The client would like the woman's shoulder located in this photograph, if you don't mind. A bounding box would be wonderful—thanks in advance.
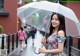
[58,30,65,37]
[57,30,66,43]
[58,30,64,33]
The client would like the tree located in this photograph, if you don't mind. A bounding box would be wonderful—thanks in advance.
[25,0,33,4]
[61,0,80,2]
[25,0,49,4]
[47,0,56,2]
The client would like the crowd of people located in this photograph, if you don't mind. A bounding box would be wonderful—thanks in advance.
[18,25,37,51]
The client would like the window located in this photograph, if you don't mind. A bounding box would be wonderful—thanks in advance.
[0,0,4,10]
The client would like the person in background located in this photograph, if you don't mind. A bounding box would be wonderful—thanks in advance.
[24,26,28,47]
[39,13,66,56]
[18,27,26,51]
[27,25,32,38]
[29,27,37,46]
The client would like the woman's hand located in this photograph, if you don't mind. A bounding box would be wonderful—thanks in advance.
[39,48,46,53]
[41,37,46,44]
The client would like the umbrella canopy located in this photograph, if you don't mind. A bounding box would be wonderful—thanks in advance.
[17,1,79,23]
[17,1,80,37]
[65,17,80,37]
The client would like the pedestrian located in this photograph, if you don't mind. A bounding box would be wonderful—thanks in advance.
[39,13,66,56]
[27,25,32,38]
[18,27,26,51]
[24,26,28,47]
[29,27,37,45]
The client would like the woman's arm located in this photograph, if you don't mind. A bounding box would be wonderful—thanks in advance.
[39,43,64,53]
[39,30,65,53]
[46,43,64,53]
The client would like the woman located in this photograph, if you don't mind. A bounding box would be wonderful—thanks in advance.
[39,13,66,56]
[18,27,26,51]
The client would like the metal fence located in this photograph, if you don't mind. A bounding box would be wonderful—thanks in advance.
[0,33,19,55]
[67,36,80,56]
[0,33,80,56]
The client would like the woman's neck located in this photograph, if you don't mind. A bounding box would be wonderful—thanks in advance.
[53,27,59,35]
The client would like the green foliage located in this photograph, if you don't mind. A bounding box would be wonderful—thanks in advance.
[47,0,56,2]
[25,0,33,4]
[24,0,57,4]
[24,0,80,4]
[47,0,80,2]
[61,0,80,2]
[0,25,3,34]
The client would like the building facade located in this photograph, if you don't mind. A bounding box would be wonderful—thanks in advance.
[0,1,80,35]
[64,2,80,45]
[0,0,24,34]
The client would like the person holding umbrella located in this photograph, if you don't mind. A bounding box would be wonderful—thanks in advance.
[39,13,66,56]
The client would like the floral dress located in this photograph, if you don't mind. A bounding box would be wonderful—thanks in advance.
[46,35,66,56]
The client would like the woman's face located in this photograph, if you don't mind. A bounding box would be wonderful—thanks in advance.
[51,14,60,28]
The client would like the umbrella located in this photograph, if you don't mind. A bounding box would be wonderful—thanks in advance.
[17,1,79,23]
[17,1,80,37]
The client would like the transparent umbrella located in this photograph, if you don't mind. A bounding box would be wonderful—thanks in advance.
[17,1,80,37]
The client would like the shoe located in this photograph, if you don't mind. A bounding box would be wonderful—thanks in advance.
[20,48,23,52]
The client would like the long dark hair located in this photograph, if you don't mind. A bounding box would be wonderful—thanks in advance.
[48,13,66,47]
[49,13,66,36]
[20,27,23,31]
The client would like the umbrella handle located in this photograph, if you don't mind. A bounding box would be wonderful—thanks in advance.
[33,44,44,54]
[33,46,40,54]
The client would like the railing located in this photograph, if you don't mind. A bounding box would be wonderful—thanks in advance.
[1,33,80,56]
[67,36,80,56]
[0,33,19,55]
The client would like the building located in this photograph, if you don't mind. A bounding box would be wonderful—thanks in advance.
[63,2,80,45]
[0,0,24,34]
[0,1,80,35]
[64,2,80,20]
